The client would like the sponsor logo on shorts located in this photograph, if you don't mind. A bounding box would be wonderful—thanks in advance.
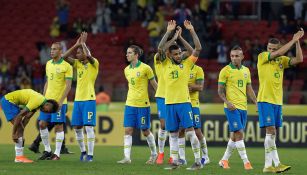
[233,122,238,128]
[267,116,271,123]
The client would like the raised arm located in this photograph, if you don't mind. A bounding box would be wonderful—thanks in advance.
[62,37,82,65]
[184,20,202,58]
[177,26,193,56]
[164,29,179,50]
[80,32,95,64]
[156,20,177,61]
[290,39,304,66]
[270,28,304,60]
[158,20,176,52]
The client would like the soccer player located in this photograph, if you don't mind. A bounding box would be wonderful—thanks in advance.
[161,20,202,170]
[218,46,256,170]
[182,64,210,165]
[165,26,210,166]
[117,45,158,164]
[155,21,193,164]
[154,35,168,164]
[62,32,99,162]
[38,42,73,160]
[0,89,59,163]
[257,29,304,173]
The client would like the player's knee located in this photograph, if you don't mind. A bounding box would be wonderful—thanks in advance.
[160,119,165,129]
[141,129,150,137]
[160,123,165,130]
[74,128,83,139]
[54,123,64,132]
[195,129,203,139]
[74,126,83,130]
[185,127,194,132]
[233,130,243,141]
[85,126,95,138]
[178,129,185,138]
[169,132,178,138]
[124,127,133,135]
[39,121,47,129]
[266,126,276,135]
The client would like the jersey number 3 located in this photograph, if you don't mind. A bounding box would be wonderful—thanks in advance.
[237,80,243,87]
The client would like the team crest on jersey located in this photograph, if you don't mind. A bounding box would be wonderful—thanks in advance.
[244,72,248,78]
[136,72,140,77]
[190,73,194,79]
[84,64,88,69]
[56,68,61,73]
[179,64,183,69]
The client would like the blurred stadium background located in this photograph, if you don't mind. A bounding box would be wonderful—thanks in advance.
[0,0,307,174]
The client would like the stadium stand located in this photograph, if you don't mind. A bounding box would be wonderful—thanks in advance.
[0,0,306,104]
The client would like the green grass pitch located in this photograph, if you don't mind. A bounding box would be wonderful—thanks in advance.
[0,145,306,175]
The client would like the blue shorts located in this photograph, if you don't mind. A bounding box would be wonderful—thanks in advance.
[124,105,151,130]
[192,107,201,129]
[38,104,67,123]
[224,108,247,132]
[156,97,166,119]
[165,103,193,132]
[258,102,282,128]
[71,100,96,126]
[1,97,20,121]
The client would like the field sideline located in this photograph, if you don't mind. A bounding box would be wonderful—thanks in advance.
[0,145,306,175]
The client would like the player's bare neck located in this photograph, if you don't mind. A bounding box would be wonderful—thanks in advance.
[53,56,61,62]
[81,59,88,65]
[131,59,138,68]
[235,64,241,69]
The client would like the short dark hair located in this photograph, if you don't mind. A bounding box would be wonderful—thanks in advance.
[268,38,280,45]
[46,99,59,113]
[168,44,180,53]
[231,45,242,51]
[128,45,143,58]
[52,42,63,50]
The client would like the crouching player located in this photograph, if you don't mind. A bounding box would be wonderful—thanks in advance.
[0,89,58,163]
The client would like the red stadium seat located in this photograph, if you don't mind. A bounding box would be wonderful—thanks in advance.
[283,80,290,91]
[290,79,304,91]
[288,91,303,104]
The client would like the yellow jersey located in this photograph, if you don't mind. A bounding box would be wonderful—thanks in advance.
[73,58,99,101]
[124,60,155,107]
[218,63,251,110]
[163,56,197,104]
[154,53,166,98]
[189,65,204,107]
[5,89,46,111]
[45,58,73,104]
[257,52,290,105]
